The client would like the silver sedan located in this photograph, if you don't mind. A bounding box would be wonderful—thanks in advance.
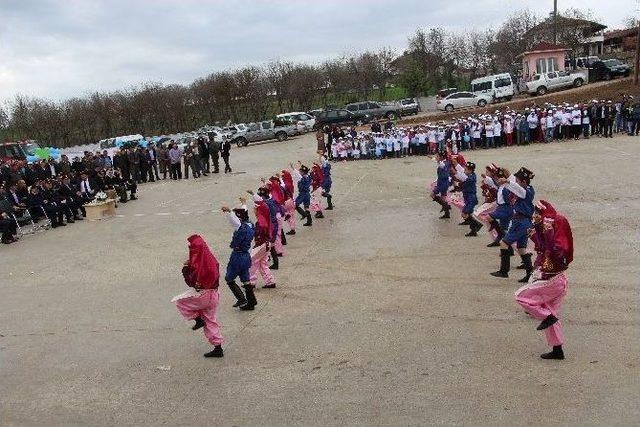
[436,92,492,112]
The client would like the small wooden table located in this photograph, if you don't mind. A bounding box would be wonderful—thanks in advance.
[83,199,117,221]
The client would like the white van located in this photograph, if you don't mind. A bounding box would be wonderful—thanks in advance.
[470,73,515,101]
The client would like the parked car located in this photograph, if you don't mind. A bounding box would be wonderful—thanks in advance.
[574,56,600,69]
[591,59,631,81]
[436,92,492,112]
[276,112,316,133]
[471,73,515,101]
[399,98,420,115]
[437,88,458,99]
[525,70,588,96]
[313,109,371,129]
[0,142,27,162]
[230,120,297,147]
[344,101,402,120]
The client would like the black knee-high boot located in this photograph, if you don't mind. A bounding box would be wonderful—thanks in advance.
[296,206,307,220]
[281,229,287,245]
[490,249,511,278]
[326,194,333,210]
[227,281,247,307]
[518,253,533,283]
[487,220,502,247]
[269,246,279,270]
[303,211,312,226]
[240,284,257,310]
[465,217,482,237]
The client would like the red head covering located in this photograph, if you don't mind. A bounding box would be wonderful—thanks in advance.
[311,164,324,190]
[268,176,285,205]
[281,169,294,198]
[187,234,220,289]
[255,201,272,236]
[536,200,574,265]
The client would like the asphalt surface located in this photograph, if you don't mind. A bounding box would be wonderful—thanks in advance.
[1,133,639,426]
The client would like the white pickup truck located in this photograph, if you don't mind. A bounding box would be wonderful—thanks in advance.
[525,70,589,96]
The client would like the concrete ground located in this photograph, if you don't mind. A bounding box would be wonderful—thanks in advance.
[1,133,639,426]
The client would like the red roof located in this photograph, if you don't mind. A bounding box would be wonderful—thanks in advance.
[605,27,639,40]
[529,42,569,52]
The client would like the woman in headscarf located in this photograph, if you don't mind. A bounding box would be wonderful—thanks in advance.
[267,174,288,253]
[280,169,297,235]
[249,199,277,289]
[514,200,573,360]
[173,235,224,358]
[309,163,325,219]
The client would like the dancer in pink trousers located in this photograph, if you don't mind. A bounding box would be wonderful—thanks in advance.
[515,200,573,360]
[249,198,277,289]
[173,234,224,358]
[280,169,297,235]
[266,175,288,256]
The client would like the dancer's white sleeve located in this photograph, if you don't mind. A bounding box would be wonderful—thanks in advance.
[454,164,467,181]
[505,179,526,199]
[225,212,241,230]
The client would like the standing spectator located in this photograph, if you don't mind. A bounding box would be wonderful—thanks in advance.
[527,110,539,143]
[208,136,220,174]
[128,147,141,183]
[148,143,160,181]
[221,139,232,173]
[168,143,183,180]
[198,136,210,173]
[157,144,169,180]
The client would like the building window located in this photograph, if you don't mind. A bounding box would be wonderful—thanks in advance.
[536,58,546,74]
[547,57,558,72]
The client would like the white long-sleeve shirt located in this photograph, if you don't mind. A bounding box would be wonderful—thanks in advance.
[454,164,468,181]
[225,211,242,230]
[505,175,526,199]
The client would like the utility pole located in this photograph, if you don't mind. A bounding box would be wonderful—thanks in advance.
[553,0,558,44]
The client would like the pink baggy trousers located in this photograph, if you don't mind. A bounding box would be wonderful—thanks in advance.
[515,271,567,346]
[310,188,323,213]
[175,289,223,346]
[284,199,296,231]
[274,214,284,256]
[250,243,275,286]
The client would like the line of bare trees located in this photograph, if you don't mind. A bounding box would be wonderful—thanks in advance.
[0,8,606,148]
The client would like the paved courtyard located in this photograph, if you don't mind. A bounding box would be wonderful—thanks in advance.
[1,133,639,426]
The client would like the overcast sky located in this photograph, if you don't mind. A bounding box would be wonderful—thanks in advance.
[0,0,636,104]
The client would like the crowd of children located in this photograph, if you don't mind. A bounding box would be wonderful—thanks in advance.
[326,95,639,161]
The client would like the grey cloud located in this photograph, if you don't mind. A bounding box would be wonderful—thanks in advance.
[0,0,633,103]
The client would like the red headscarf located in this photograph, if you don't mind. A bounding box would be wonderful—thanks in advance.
[268,176,285,205]
[187,235,220,289]
[255,202,271,234]
[311,164,324,190]
[537,200,574,265]
[281,169,294,198]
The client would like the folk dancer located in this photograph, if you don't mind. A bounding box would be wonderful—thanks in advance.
[249,198,277,289]
[431,150,451,219]
[452,159,483,237]
[491,167,535,282]
[515,200,573,360]
[267,174,289,248]
[221,203,257,310]
[291,162,313,227]
[320,156,333,210]
[486,167,513,247]
[281,169,297,235]
[310,163,325,219]
[173,235,224,358]
[473,164,499,235]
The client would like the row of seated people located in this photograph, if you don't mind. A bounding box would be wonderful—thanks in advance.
[0,168,137,244]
